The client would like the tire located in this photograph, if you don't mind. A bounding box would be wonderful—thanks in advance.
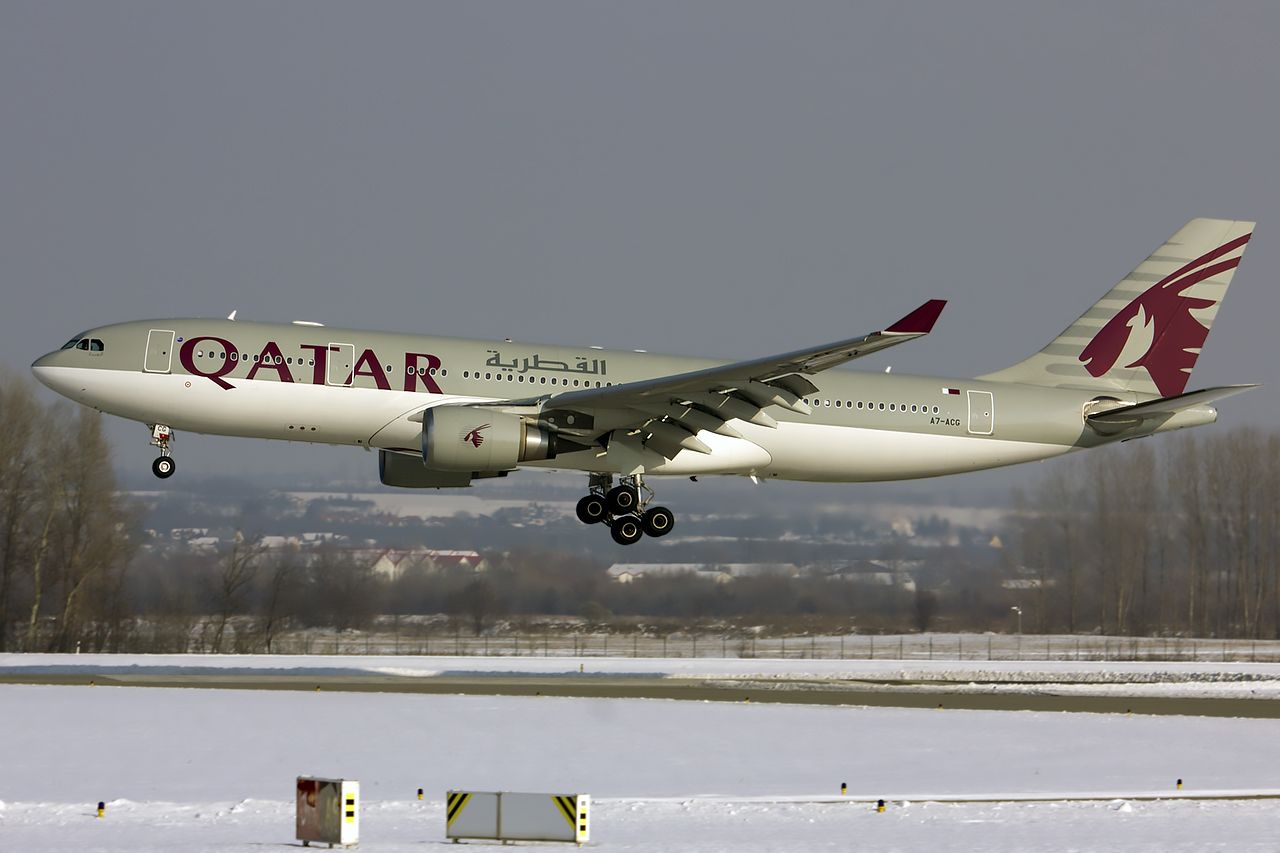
[642,506,675,537]
[575,494,607,525]
[605,485,639,515]
[152,456,176,479]
[610,514,644,545]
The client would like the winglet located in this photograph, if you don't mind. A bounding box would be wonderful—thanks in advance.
[884,299,946,335]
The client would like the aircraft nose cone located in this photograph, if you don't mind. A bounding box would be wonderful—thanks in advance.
[31,351,66,392]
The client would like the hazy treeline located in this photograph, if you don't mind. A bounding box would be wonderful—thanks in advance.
[1010,430,1280,639]
[0,379,136,652]
[121,546,925,652]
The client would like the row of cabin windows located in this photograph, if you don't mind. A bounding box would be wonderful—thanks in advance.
[191,349,454,377]
[803,398,941,415]
[460,370,607,388]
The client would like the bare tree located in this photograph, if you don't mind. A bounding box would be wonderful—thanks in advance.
[47,409,133,652]
[259,550,300,653]
[452,578,499,636]
[0,378,38,650]
[913,588,939,632]
[24,409,73,651]
[210,532,265,653]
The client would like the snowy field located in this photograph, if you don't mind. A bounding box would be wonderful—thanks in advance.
[4,667,1280,851]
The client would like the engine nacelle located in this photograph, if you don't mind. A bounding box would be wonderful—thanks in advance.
[422,407,558,472]
[380,450,474,488]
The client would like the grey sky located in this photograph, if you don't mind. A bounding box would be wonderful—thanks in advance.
[2,3,1277,486]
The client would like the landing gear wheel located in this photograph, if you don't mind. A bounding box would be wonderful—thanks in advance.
[152,456,176,479]
[605,485,639,515]
[642,506,675,537]
[576,494,607,525]
[610,514,644,545]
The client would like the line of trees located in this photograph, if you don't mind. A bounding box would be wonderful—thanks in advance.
[0,377,136,651]
[1009,430,1280,639]
[120,545,923,651]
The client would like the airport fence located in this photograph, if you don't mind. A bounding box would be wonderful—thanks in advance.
[261,629,1280,663]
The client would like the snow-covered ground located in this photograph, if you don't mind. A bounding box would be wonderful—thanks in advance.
[4,674,1280,851]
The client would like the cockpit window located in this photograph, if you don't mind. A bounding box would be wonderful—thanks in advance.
[65,337,105,352]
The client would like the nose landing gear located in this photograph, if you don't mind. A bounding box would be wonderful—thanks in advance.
[149,424,176,479]
[576,473,675,545]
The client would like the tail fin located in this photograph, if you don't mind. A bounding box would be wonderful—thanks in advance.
[981,218,1255,396]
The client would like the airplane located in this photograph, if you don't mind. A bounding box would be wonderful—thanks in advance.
[32,218,1256,545]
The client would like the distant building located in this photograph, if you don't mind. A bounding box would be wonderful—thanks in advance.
[187,536,220,553]
[890,517,916,537]
[1002,578,1053,590]
[607,563,705,584]
[606,563,799,584]
[366,548,487,580]
[827,560,916,592]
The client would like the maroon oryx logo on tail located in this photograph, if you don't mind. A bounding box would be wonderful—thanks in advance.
[463,424,491,448]
[1079,233,1250,397]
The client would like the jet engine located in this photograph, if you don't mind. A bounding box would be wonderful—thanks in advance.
[379,451,513,488]
[422,407,558,471]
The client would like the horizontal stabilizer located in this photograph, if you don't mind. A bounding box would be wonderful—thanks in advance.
[1086,384,1258,430]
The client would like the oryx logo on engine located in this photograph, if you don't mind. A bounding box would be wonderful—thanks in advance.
[463,424,491,448]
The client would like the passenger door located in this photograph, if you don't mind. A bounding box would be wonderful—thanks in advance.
[144,329,176,373]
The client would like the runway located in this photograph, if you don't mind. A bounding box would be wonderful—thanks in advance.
[4,668,1280,717]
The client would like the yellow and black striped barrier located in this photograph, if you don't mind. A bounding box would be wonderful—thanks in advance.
[445,790,590,844]
[446,791,473,830]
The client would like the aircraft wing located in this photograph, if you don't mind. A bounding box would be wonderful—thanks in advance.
[476,299,946,458]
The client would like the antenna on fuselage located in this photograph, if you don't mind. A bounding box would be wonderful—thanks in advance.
[227,310,238,321]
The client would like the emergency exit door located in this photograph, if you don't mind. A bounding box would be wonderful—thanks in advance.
[327,343,355,386]
[967,390,994,435]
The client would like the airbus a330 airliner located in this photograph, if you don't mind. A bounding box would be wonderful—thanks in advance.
[33,218,1256,544]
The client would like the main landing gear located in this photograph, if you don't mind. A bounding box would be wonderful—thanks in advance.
[149,424,176,479]
[575,473,675,546]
